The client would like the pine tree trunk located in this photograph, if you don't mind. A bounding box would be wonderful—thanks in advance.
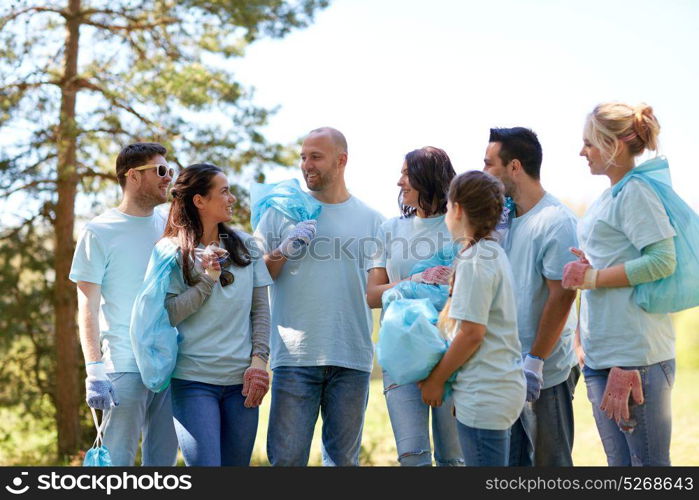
[54,0,82,459]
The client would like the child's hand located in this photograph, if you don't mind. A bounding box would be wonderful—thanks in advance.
[418,377,444,407]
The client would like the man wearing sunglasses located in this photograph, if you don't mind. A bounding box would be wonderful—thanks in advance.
[70,142,178,466]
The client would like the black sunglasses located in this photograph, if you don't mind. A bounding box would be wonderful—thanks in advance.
[218,255,235,287]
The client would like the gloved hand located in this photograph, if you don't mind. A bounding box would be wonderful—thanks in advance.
[523,354,544,402]
[562,248,597,290]
[201,252,222,281]
[85,361,119,410]
[410,265,452,285]
[600,367,644,424]
[242,356,269,408]
[278,220,317,258]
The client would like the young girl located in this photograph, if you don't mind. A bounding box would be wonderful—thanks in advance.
[162,163,273,466]
[419,170,526,466]
[366,146,463,467]
[564,103,676,466]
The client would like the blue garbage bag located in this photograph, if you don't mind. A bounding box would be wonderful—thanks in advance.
[383,280,450,311]
[409,241,461,274]
[376,298,455,397]
[250,178,323,230]
[83,408,112,466]
[130,238,180,392]
[611,157,699,313]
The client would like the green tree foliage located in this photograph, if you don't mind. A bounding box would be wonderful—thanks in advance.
[0,0,328,460]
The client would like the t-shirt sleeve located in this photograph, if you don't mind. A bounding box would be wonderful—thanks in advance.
[541,215,579,280]
[250,236,273,287]
[69,229,106,284]
[366,223,387,271]
[618,180,676,251]
[448,258,496,326]
[253,209,291,254]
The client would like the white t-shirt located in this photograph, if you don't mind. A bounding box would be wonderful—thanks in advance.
[69,207,166,372]
[254,195,385,372]
[578,179,676,369]
[448,239,526,431]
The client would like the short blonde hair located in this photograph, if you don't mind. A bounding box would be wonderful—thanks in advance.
[584,102,661,164]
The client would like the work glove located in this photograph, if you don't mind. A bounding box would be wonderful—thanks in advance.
[410,265,452,285]
[600,367,644,424]
[85,361,119,410]
[242,356,269,408]
[523,354,544,402]
[278,220,317,258]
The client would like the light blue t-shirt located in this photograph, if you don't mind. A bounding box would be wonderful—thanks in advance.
[167,232,273,386]
[578,178,676,369]
[370,214,452,283]
[503,193,578,388]
[69,207,166,372]
[254,195,385,372]
[448,239,526,431]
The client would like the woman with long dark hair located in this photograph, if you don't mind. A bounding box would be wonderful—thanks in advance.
[162,163,272,466]
[366,147,463,466]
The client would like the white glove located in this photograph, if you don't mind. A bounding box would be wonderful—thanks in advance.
[278,220,317,258]
[523,354,544,403]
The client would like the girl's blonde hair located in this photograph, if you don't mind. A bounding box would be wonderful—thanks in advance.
[437,171,504,334]
[584,102,661,166]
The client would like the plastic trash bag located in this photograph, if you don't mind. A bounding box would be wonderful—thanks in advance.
[612,157,699,313]
[83,408,112,466]
[130,238,180,392]
[377,298,455,397]
[383,280,450,311]
[250,178,323,230]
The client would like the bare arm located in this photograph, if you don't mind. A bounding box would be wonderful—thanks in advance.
[263,249,288,280]
[595,264,631,288]
[420,320,486,407]
[529,279,577,359]
[366,268,392,308]
[77,281,103,364]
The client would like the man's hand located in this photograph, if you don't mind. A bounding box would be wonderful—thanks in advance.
[278,220,317,258]
[85,362,119,410]
[523,354,544,402]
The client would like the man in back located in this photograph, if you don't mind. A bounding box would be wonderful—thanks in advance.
[484,127,580,466]
[255,127,384,466]
[70,143,178,465]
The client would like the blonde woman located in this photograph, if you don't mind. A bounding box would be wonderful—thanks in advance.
[564,103,676,466]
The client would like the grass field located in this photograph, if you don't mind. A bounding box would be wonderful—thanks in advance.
[1,308,698,466]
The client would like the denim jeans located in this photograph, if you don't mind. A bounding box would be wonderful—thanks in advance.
[383,370,463,466]
[267,365,370,466]
[509,365,580,466]
[584,359,674,466]
[101,372,178,466]
[456,420,511,466]
[170,379,259,466]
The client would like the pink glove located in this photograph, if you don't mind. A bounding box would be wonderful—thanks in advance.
[562,248,597,289]
[242,366,269,408]
[600,367,644,424]
[411,265,452,285]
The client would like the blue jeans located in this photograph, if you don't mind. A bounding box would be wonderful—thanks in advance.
[102,372,178,466]
[383,371,463,466]
[456,421,511,466]
[267,365,370,466]
[509,365,580,466]
[171,379,259,466]
[584,359,674,466]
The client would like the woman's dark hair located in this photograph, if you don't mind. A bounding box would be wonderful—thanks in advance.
[447,170,504,243]
[399,146,456,218]
[163,163,250,286]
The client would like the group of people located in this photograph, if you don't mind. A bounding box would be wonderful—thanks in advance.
[70,101,678,467]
